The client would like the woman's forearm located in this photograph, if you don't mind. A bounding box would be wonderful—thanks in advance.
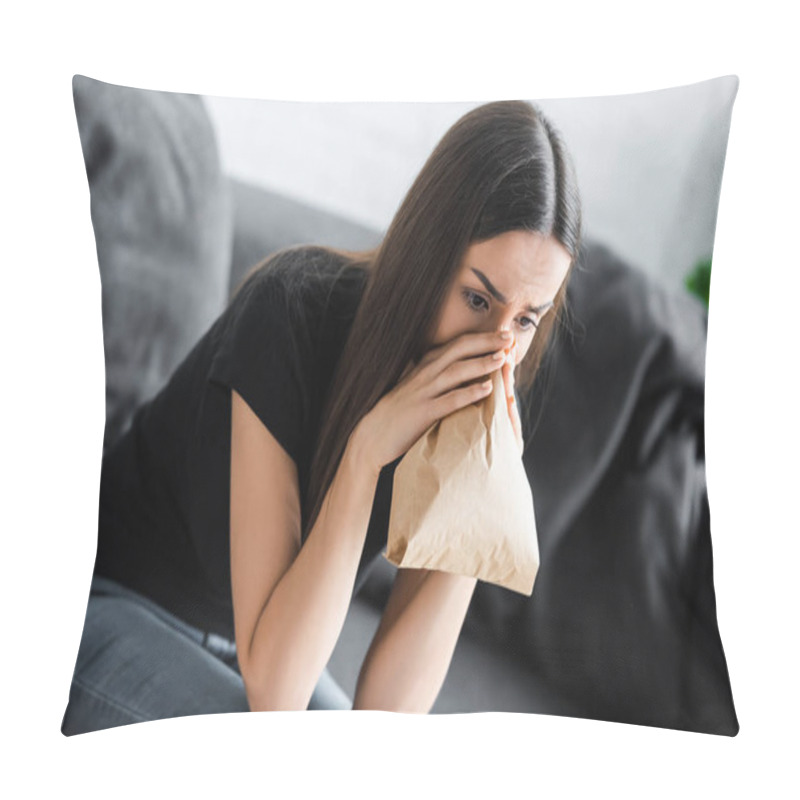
[243,429,380,712]
[352,569,478,713]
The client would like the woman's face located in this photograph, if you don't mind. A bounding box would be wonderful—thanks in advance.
[426,230,573,366]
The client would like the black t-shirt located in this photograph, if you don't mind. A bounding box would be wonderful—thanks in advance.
[95,245,396,642]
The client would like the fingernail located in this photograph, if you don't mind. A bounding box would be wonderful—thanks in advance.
[500,331,512,340]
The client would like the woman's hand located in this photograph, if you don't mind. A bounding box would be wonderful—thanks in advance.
[501,338,525,457]
[355,330,514,474]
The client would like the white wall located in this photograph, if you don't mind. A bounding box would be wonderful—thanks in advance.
[203,76,736,293]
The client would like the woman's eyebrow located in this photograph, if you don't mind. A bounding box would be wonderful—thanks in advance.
[470,268,554,314]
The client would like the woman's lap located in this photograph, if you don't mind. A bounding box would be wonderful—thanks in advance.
[61,582,352,736]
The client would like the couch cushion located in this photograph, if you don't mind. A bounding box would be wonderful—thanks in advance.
[73,75,232,452]
[227,178,383,298]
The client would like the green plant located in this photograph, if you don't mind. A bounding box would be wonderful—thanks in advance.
[685,256,711,308]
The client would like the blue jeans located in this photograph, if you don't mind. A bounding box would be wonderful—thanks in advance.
[61,575,353,735]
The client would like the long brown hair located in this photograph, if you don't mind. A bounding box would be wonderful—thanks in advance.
[292,100,583,542]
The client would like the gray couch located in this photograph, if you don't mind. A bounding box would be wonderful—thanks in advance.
[73,75,738,733]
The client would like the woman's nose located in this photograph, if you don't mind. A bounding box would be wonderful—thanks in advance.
[500,330,516,352]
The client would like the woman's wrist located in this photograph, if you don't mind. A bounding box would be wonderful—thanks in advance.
[346,419,382,482]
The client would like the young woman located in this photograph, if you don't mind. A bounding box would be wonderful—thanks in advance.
[61,99,582,734]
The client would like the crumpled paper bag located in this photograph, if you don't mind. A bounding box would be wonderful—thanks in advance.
[384,368,539,596]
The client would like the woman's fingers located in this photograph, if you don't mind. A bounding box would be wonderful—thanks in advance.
[418,332,512,399]
[502,344,524,457]
[362,334,520,472]
[420,330,512,375]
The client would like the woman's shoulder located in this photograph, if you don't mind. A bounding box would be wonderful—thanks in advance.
[237,246,370,334]
[224,244,368,351]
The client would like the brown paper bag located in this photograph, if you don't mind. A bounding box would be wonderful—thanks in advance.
[385,368,539,596]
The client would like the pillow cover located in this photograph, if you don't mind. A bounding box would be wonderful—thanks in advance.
[62,74,739,737]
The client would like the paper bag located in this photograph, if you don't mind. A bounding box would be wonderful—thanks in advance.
[384,368,539,596]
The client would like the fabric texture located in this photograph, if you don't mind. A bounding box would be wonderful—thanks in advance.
[61,576,352,735]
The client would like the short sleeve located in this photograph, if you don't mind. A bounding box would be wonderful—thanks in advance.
[208,271,309,468]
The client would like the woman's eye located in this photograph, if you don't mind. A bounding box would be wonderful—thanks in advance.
[462,289,537,330]
[462,289,487,312]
